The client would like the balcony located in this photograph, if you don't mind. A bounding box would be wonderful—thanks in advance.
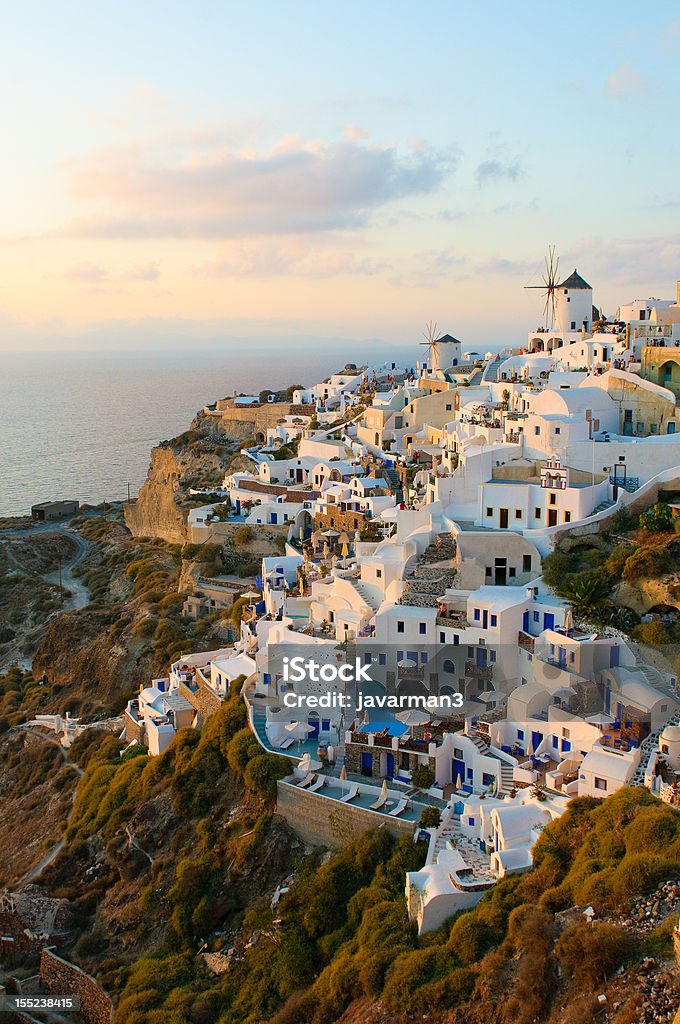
[436,612,470,629]
[465,661,493,681]
[609,474,639,493]
[518,631,535,653]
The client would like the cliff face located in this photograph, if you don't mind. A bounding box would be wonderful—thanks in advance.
[124,447,188,544]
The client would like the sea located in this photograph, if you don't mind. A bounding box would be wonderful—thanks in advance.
[0,342,418,517]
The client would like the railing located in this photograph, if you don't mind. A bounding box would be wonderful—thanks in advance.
[609,475,639,492]
[465,661,493,681]
[436,614,469,628]
[518,631,535,653]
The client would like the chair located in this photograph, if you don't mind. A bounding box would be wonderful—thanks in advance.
[308,776,326,792]
[279,736,296,750]
[340,783,359,803]
[298,773,315,788]
[370,794,387,810]
[389,799,408,817]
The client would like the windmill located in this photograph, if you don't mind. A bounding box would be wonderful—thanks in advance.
[525,246,560,330]
[420,320,439,372]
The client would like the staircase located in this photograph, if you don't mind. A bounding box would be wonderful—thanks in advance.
[348,578,381,613]
[399,534,457,607]
[483,355,504,383]
[468,730,514,795]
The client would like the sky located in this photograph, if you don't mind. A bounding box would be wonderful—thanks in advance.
[1,0,679,352]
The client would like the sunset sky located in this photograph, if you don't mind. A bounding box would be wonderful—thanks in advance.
[1,0,679,351]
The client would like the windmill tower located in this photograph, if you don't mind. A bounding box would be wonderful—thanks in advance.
[420,321,462,373]
[524,246,560,330]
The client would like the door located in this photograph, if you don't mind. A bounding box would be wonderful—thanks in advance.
[495,558,507,586]
[296,467,303,482]
[361,752,373,775]
[523,611,530,632]
[271,512,278,524]
[669,423,676,435]
[499,508,509,529]
[548,509,558,527]
[531,730,543,754]
[452,758,466,787]
[482,609,488,629]
[309,714,320,738]
[386,753,395,777]
[543,613,555,631]
[476,647,488,667]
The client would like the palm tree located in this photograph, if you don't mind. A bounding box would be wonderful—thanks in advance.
[563,573,611,618]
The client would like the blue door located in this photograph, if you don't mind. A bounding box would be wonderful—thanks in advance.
[361,752,373,774]
[523,611,529,632]
[543,613,555,631]
[386,753,395,777]
[452,758,466,786]
[610,646,620,668]
[669,423,676,435]
[271,512,278,524]
[309,716,319,738]
[532,730,543,753]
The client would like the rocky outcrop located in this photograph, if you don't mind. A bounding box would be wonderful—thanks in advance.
[615,575,680,615]
[124,447,188,544]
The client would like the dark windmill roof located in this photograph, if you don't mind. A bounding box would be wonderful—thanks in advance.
[558,269,592,291]
[435,334,462,344]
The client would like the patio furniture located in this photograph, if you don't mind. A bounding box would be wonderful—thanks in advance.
[298,773,316,788]
[370,794,387,810]
[308,776,326,792]
[279,736,296,750]
[389,799,408,817]
[339,783,359,803]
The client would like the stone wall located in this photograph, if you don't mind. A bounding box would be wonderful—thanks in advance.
[207,402,296,441]
[122,711,144,745]
[344,740,435,779]
[276,781,415,849]
[179,678,222,724]
[40,949,113,1024]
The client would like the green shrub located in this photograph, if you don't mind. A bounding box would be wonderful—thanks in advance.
[243,753,289,801]
[623,544,672,582]
[556,921,638,988]
[411,765,434,789]
[419,806,441,828]
[639,502,674,534]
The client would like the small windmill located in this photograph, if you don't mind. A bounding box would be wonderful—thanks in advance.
[525,246,560,330]
[420,320,439,371]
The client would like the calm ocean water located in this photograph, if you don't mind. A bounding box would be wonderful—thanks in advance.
[0,343,414,517]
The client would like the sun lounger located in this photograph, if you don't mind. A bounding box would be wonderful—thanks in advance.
[298,773,315,788]
[370,794,387,810]
[389,798,408,817]
[279,736,296,750]
[340,783,359,803]
[308,775,326,792]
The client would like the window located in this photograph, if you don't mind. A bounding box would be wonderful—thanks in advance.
[486,506,493,517]
[397,621,405,633]
[482,773,494,787]
[523,554,532,572]
[364,653,372,664]
[439,631,445,644]
[485,566,492,577]
[509,566,516,577]
[444,660,455,674]
[549,493,556,505]
[554,427,561,435]
[552,735,559,748]
[467,647,474,658]
[468,816,475,826]
[453,747,463,759]
[661,704,668,712]
[419,622,427,635]
[379,654,386,665]
[594,777,608,791]
[490,650,496,662]
[322,719,330,731]
[533,610,540,622]
[453,634,460,646]
[571,320,576,330]
[651,423,658,434]
[446,403,452,411]
[562,728,570,739]
[421,652,428,663]
[490,614,497,627]
[376,568,382,579]
[515,509,522,519]
[534,425,541,436]
[535,507,541,519]
[474,609,480,621]
[517,729,524,740]
[564,511,571,523]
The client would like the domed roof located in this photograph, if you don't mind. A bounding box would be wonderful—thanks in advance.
[661,724,680,742]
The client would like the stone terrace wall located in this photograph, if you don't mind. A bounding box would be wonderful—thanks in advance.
[179,678,222,724]
[40,949,113,1024]
[276,781,415,849]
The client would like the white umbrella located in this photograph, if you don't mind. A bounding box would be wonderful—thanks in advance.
[380,778,388,802]
[586,712,614,727]
[340,763,347,796]
[298,752,322,771]
[285,721,315,733]
[241,590,261,601]
[564,607,574,632]
[477,690,504,704]
[397,709,430,726]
